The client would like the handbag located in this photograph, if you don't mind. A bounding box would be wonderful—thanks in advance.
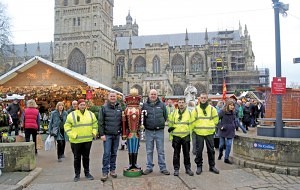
[50,127,58,137]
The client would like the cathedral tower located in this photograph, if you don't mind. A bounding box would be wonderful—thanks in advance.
[53,0,114,85]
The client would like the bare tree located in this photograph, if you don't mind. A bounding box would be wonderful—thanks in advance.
[0,2,12,71]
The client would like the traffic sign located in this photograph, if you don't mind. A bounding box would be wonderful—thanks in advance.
[271,77,286,95]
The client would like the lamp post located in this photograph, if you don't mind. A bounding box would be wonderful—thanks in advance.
[272,0,288,137]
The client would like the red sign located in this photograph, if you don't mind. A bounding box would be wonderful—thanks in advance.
[271,77,286,95]
[86,90,93,100]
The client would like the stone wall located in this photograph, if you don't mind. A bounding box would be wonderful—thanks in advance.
[233,134,300,176]
[0,142,36,172]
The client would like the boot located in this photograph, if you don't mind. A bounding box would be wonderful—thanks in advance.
[196,166,202,175]
[185,165,194,176]
[128,153,133,169]
[132,153,141,169]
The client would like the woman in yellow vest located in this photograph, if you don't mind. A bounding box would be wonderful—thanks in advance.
[64,99,98,182]
[168,98,194,176]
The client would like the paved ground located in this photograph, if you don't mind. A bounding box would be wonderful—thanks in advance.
[1,127,300,190]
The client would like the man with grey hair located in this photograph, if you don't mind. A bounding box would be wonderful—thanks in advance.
[142,89,170,175]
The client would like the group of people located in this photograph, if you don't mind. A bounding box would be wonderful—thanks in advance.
[9,89,255,182]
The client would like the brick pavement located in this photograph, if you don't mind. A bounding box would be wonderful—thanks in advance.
[1,127,300,190]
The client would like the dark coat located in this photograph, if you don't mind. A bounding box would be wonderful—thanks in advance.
[142,98,167,130]
[218,110,236,138]
[48,110,68,141]
[98,102,122,136]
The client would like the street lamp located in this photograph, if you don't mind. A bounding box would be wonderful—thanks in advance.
[272,0,288,137]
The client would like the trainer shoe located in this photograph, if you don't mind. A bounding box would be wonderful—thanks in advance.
[100,174,108,182]
[142,169,153,175]
[85,173,94,180]
[110,170,117,178]
[160,169,170,175]
[73,174,80,182]
[174,170,179,176]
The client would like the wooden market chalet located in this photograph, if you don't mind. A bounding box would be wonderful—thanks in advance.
[0,56,122,109]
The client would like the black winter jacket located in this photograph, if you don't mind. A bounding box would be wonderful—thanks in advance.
[142,98,167,130]
[98,102,122,136]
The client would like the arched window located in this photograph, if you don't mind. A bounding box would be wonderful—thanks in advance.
[194,83,207,96]
[64,0,68,6]
[67,48,86,75]
[134,56,146,73]
[115,56,124,78]
[173,84,184,95]
[152,55,160,74]
[132,84,143,96]
[190,53,204,72]
[172,54,184,73]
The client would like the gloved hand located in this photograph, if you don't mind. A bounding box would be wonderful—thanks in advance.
[168,127,175,133]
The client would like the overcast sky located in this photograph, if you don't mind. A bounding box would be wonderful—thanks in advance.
[2,0,300,85]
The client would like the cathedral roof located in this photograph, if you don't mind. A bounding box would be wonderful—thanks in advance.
[116,30,240,50]
[8,42,51,57]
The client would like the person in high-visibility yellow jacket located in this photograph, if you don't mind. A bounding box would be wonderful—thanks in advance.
[64,99,98,182]
[191,93,220,175]
[168,98,194,176]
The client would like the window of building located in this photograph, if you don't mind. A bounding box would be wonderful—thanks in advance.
[73,18,76,26]
[152,55,160,74]
[64,0,68,6]
[132,84,143,96]
[77,17,80,26]
[173,84,184,95]
[172,54,184,73]
[134,56,146,73]
[116,57,124,78]
[190,53,204,72]
[74,0,79,5]
[194,83,207,96]
[86,0,91,3]
[67,48,86,74]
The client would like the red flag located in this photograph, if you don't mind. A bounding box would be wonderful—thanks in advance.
[222,80,227,101]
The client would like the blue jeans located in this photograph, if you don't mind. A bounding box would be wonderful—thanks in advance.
[102,134,120,174]
[236,119,247,133]
[145,129,167,171]
[219,137,233,160]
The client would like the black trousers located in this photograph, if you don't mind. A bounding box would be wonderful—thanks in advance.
[24,128,37,153]
[70,141,92,176]
[9,118,19,135]
[57,140,66,159]
[194,134,215,167]
[172,135,191,170]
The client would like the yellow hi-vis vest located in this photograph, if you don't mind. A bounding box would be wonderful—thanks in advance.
[191,105,219,136]
[64,109,98,143]
[168,109,192,140]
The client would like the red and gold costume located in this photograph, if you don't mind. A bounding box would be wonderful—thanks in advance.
[122,89,142,170]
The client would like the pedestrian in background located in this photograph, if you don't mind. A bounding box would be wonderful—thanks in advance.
[98,92,123,182]
[168,98,194,176]
[217,100,236,164]
[64,99,98,182]
[191,93,220,175]
[67,100,78,114]
[23,99,40,154]
[6,98,21,136]
[48,102,68,162]
[142,89,170,175]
